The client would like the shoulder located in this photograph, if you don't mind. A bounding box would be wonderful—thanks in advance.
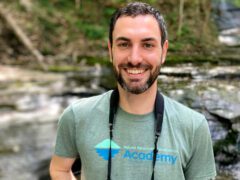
[71,91,111,111]
[75,90,112,104]
[60,91,112,123]
[163,94,206,130]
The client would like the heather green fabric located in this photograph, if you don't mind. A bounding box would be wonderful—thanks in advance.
[54,91,216,180]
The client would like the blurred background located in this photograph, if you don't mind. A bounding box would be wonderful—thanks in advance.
[0,0,239,179]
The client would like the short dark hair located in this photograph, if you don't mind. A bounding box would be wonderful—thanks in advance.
[109,2,168,47]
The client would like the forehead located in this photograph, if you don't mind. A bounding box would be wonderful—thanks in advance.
[113,15,161,41]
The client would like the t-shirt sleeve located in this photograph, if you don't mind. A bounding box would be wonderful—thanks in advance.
[184,118,216,180]
[54,105,78,158]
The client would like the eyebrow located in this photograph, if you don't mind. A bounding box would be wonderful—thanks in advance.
[115,37,157,42]
[115,37,130,42]
[141,38,157,42]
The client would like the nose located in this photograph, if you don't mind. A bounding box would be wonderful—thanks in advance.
[127,45,143,65]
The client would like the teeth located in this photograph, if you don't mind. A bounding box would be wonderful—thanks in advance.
[127,69,144,74]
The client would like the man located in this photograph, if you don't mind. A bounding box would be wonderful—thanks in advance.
[50,2,216,180]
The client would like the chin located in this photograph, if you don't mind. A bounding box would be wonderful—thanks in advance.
[123,84,150,94]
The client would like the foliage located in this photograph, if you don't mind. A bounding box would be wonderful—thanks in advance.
[0,0,222,64]
[233,0,240,6]
[75,21,106,40]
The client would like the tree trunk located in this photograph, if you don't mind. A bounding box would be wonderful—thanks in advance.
[177,0,185,37]
[75,0,81,9]
[0,3,47,70]
[202,0,211,41]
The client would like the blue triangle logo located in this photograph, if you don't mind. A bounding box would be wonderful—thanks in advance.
[95,139,121,160]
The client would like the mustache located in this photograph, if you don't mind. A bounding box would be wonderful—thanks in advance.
[118,62,152,69]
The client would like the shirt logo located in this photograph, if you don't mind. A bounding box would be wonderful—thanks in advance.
[123,150,177,165]
[95,139,178,165]
[95,139,121,160]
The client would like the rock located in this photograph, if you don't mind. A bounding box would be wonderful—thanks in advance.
[217,161,240,180]
[208,66,240,79]
[214,130,239,164]
[232,123,240,133]
[0,65,64,83]
[208,120,228,142]
[161,65,240,80]
[202,89,240,125]
[0,96,63,126]
[34,158,51,180]
[0,63,240,179]
[161,65,197,78]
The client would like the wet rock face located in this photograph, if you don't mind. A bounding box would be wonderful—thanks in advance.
[0,64,240,179]
[202,90,240,130]
[159,64,240,179]
[0,122,57,180]
[0,65,67,179]
[202,90,240,179]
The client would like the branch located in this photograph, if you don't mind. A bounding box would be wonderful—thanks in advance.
[0,3,47,70]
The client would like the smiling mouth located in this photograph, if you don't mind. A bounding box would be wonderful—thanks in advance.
[119,63,151,75]
[126,68,145,74]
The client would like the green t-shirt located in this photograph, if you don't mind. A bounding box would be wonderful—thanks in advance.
[54,91,216,180]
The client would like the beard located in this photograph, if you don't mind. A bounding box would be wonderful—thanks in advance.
[113,62,161,94]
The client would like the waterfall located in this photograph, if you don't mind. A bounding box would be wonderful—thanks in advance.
[212,0,240,45]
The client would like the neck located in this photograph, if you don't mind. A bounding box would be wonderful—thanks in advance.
[118,83,157,115]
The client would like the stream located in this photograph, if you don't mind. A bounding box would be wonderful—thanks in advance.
[0,63,239,180]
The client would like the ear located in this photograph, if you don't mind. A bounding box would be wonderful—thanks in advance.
[108,40,113,62]
[160,40,168,65]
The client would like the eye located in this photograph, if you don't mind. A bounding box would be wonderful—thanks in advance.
[143,43,154,49]
[117,42,129,48]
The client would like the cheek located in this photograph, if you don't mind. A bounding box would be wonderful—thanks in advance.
[112,51,127,64]
[144,53,162,64]
[112,55,121,71]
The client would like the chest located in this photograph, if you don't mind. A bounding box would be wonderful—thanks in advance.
[75,114,187,180]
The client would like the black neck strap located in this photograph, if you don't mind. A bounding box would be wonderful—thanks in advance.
[107,89,164,180]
